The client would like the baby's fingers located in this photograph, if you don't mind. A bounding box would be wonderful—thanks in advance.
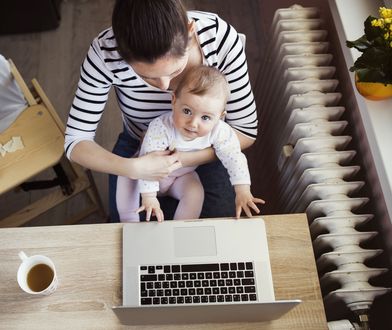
[253,198,265,205]
[248,201,260,214]
[136,206,146,214]
[145,207,153,221]
[243,204,253,218]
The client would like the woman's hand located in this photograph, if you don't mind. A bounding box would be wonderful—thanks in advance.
[131,150,182,181]
[234,185,265,219]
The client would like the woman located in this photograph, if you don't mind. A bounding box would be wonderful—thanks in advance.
[64,0,258,221]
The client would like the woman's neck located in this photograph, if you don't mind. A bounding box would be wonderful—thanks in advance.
[169,33,203,90]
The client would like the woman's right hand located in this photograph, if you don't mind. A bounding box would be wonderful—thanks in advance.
[132,150,182,181]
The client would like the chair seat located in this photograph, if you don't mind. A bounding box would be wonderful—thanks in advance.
[0,104,64,195]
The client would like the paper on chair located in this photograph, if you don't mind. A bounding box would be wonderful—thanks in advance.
[0,136,24,157]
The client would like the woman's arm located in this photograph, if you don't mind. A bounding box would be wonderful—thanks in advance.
[178,130,255,167]
[70,140,181,181]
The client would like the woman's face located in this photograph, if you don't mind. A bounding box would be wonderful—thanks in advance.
[131,53,189,90]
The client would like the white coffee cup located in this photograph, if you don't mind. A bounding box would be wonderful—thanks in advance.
[17,251,58,295]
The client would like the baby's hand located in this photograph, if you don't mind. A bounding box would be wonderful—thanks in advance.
[234,185,265,219]
[136,194,164,222]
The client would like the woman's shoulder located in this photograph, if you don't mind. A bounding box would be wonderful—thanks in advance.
[188,10,228,32]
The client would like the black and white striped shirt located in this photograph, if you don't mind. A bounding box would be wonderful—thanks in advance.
[65,11,257,158]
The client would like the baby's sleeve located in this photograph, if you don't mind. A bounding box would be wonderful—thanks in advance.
[213,123,251,186]
[138,117,171,193]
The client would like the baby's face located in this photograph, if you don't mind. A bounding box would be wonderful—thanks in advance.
[172,90,225,141]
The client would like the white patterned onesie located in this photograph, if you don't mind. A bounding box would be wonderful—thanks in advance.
[116,112,250,221]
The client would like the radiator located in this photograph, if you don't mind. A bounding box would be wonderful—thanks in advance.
[257,4,391,329]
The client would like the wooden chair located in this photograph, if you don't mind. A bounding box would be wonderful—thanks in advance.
[0,59,107,227]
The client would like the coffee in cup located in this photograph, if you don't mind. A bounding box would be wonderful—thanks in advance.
[17,251,58,295]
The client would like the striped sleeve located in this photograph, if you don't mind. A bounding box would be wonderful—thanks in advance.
[212,15,258,139]
[64,35,113,158]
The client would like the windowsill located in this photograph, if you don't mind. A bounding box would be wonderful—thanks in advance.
[329,0,392,221]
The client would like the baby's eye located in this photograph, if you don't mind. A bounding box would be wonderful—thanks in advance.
[201,115,211,121]
[183,108,192,115]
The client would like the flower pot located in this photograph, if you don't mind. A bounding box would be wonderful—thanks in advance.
[355,75,392,101]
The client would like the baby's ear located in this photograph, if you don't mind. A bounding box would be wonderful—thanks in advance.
[171,93,176,105]
[220,110,227,119]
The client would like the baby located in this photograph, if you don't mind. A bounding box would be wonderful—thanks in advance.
[116,65,264,221]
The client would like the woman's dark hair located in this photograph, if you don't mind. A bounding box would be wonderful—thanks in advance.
[112,0,189,63]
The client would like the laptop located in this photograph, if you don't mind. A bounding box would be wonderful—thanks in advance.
[113,217,301,325]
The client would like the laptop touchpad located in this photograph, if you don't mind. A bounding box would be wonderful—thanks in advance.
[174,226,217,257]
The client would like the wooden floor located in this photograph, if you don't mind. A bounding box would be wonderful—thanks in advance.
[0,0,269,226]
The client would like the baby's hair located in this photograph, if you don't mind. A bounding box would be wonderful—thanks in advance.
[112,0,189,63]
[174,66,230,103]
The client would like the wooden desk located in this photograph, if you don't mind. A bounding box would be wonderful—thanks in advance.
[0,214,328,329]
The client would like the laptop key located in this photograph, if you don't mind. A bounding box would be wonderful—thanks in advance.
[233,294,240,301]
[245,262,253,270]
[141,274,157,281]
[169,297,176,304]
[242,278,255,285]
[249,294,257,301]
[153,298,160,304]
[245,286,256,293]
[141,298,152,305]
[220,263,229,271]
[172,265,181,272]
[209,296,216,303]
[182,263,219,272]
[161,297,168,304]
[148,266,155,273]
[177,297,184,304]
[201,296,209,303]
[217,295,224,302]
[193,296,200,303]
[185,297,192,304]
[241,294,249,301]
[245,271,254,278]
[225,295,232,302]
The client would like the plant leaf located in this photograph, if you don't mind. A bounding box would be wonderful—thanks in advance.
[346,35,372,52]
[364,15,382,41]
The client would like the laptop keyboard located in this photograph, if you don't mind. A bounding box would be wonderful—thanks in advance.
[139,262,257,305]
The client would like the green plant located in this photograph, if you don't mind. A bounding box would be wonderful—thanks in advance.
[346,7,392,84]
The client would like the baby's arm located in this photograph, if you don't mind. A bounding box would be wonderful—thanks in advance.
[234,185,265,219]
[213,123,265,218]
[136,192,164,222]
